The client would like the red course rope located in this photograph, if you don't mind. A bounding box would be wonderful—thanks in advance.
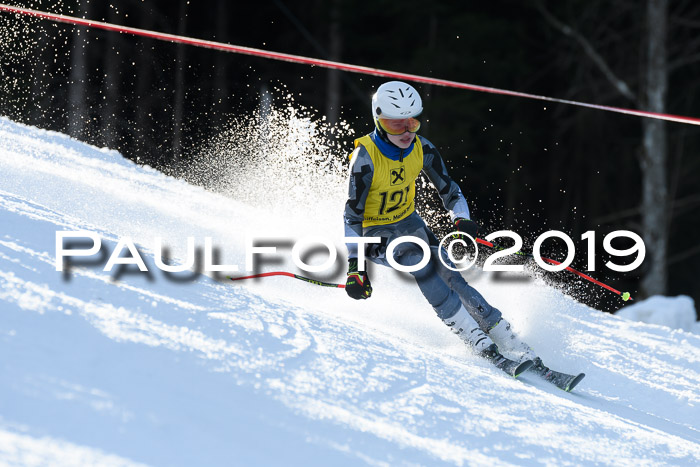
[2,3,700,126]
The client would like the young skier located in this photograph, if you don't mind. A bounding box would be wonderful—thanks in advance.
[343,81,583,388]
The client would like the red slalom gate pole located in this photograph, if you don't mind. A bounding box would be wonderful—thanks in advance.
[2,3,700,127]
[474,237,632,301]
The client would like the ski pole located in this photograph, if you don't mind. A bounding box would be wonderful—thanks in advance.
[474,237,633,301]
[227,240,633,300]
[228,272,345,288]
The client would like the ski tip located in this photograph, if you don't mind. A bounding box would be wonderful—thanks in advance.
[565,373,586,392]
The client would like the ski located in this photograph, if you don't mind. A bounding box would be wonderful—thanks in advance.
[541,370,586,392]
[529,359,585,392]
[491,355,534,378]
[480,343,534,378]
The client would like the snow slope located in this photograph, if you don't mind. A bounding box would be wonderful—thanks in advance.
[1,116,699,466]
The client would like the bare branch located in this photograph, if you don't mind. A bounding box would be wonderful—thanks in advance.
[670,16,700,29]
[669,242,700,265]
[668,52,700,71]
[535,1,637,103]
[592,193,700,226]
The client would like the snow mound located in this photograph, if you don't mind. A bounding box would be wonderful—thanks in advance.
[616,295,699,333]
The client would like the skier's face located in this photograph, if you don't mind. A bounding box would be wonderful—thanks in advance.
[387,131,416,149]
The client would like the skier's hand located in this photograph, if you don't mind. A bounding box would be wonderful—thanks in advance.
[345,258,372,300]
[454,218,480,238]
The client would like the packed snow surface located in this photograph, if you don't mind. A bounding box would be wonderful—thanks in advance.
[1,117,699,466]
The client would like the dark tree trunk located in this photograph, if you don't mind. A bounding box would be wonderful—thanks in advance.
[172,0,188,164]
[68,1,92,139]
[214,1,228,112]
[640,0,669,296]
[136,10,154,155]
[325,0,342,126]
[30,29,49,125]
[102,5,120,149]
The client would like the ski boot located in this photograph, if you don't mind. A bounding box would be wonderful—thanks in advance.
[443,305,533,378]
[488,318,537,362]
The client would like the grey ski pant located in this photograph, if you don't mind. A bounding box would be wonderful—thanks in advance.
[363,212,502,328]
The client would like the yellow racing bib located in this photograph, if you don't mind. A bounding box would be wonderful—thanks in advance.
[351,135,424,227]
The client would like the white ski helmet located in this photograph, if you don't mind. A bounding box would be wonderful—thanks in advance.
[371,81,423,120]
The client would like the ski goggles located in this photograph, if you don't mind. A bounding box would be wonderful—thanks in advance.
[376,116,421,135]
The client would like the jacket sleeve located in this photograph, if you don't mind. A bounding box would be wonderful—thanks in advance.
[343,145,374,258]
[420,137,471,221]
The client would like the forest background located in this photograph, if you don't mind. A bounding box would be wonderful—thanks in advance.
[1,0,699,315]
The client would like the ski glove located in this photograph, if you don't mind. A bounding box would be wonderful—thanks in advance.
[345,258,372,300]
[454,217,480,238]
